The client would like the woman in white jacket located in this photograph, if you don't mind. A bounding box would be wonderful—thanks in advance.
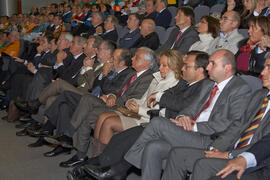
[94,50,184,145]
[189,15,220,53]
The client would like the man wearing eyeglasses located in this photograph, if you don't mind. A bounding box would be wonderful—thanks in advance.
[208,11,244,55]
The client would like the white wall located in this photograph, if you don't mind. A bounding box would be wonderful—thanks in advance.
[21,0,66,14]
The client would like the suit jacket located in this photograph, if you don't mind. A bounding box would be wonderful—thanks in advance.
[59,53,86,86]
[101,29,118,43]
[179,76,252,136]
[211,89,270,156]
[143,11,158,20]
[156,26,199,55]
[118,28,141,48]
[62,11,73,23]
[160,78,211,119]
[113,69,154,107]
[208,29,244,55]
[155,8,172,29]
[260,7,270,19]
[132,32,160,50]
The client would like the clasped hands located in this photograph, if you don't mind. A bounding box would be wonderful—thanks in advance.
[126,99,139,113]
[170,115,195,131]
[100,94,116,107]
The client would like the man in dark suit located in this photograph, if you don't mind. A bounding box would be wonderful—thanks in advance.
[66,51,211,180]
[59,47,155,168]
[210,132,270,180]
[62,4,72,23]
[156,7,199,55]
[118,13,141,48]
[125,49,252,180]
[100,15,118,43]
[154,0,172,29]
[131,19,160,50]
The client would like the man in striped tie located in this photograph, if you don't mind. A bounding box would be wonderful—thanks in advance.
[161,53,270,180]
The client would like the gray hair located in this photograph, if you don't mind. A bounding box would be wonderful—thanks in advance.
[138,47,158,71]
[93,12,104,21]
[61,32,73,42]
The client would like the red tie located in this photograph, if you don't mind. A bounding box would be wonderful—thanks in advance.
[193,85,219,121]
[118,74,137,97]
[175,31,182,42]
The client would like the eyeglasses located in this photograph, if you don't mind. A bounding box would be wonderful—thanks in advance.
[221,16,235,22]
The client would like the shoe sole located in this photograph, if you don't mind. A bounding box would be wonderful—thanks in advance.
[44,137,73,148]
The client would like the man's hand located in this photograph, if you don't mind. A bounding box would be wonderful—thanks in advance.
[27,62,36,73]
[56,51,67,65]
[106,94,116,107]
[102,61,113,76]
[14,57,24,63]
[83,57,95,67]
[216,156,247,179]
[100,95,108,103]
[95,26,103,35]
[170,116,195,131]
[205,149,229,159]
[147,92,158,107]
[37,45,44,54]
[126,100,139,113]
[259,35,270,51]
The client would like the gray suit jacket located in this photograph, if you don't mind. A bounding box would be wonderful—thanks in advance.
[211,88,270,156]
[179,76,252,136]
[156,26,199,55]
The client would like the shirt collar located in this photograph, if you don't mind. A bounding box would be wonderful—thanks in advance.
[159,8,166,13]
[74,53,83,59]
[215,75,234,92]
[180,26,190,33]
[137,69,147,77]
[117,67,127,74]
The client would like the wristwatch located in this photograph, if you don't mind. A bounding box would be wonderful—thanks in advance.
[228,152,234,159]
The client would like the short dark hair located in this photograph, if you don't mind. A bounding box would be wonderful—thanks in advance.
[178,7,195,25]
[101,40,116,56]
[92,4,101,11]
[129,13,141,22]
[201,15,220,38]
[44,32,55,43]
[187,51,209,76]
[118,48,132,66]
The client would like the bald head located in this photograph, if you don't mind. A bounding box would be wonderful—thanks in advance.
[207,49,236,83]
[140,19,156,37]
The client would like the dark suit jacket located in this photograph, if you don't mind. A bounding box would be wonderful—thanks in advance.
[211,88,270,156]
[143,11,158,20]
[62,11,73,23]
[156,26,199,55]
[155,8,172,29]
[179,76,252,136]
[58,53,86,86]
[260,7,270,19]
[112,69,154,107]
[118,28,141,48]
[132,32,160,50]
[101,29,118,43]
[160,78,211,119]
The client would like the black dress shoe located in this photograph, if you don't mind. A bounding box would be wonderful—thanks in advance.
[15,120,34,129]
[15,99,40,114]
[16,128,28,136]
[59,155,88,168]
[28,137,49,147]
[83,164,126,180]
[44,145,71,157]
[19,115,32,122]
[27,128,51,137]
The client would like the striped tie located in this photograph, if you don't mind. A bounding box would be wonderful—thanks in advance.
[236,96,270,149]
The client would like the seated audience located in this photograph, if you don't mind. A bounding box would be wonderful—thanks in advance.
[100,15,118,43]
[154,0,172,29]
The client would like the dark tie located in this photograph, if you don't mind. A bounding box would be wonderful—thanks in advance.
[236,95,270,148]
[118,74,137,97]
[175,31,182,42]
[193,85,219,121]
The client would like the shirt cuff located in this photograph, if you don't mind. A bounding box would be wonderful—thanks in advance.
[159,108,166,117]
[80,66,93,75]
[193,122,198,132]
[54,63,63,69]
[238,152,257,169]
[35,53,41,57]
[253,11,260,16]
[24,60,28,65]
[33,69,38,74]
[156,92,164,102]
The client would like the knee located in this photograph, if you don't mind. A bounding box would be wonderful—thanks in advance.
[193,158,210,173]
[144,140,168,156]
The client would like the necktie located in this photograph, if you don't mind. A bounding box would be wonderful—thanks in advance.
[193,85,219,121]
[236,96,270,149]
[118,74,137,97]
[171,31,182,49]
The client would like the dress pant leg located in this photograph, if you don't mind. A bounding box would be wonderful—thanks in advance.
[161,147,205,180]
[38,79,83,104]
[99,126,145,167]
[191,158,229,180]
[124,117,212,169]
[141,139,171,180]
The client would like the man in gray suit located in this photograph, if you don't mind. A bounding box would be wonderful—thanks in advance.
[163,57,270,180]
[59,47,155,167]
[124,49,252,180]
[156,7,199,55]
[208,11,244,55]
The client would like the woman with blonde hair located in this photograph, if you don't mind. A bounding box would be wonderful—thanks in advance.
[91,50,184,154]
